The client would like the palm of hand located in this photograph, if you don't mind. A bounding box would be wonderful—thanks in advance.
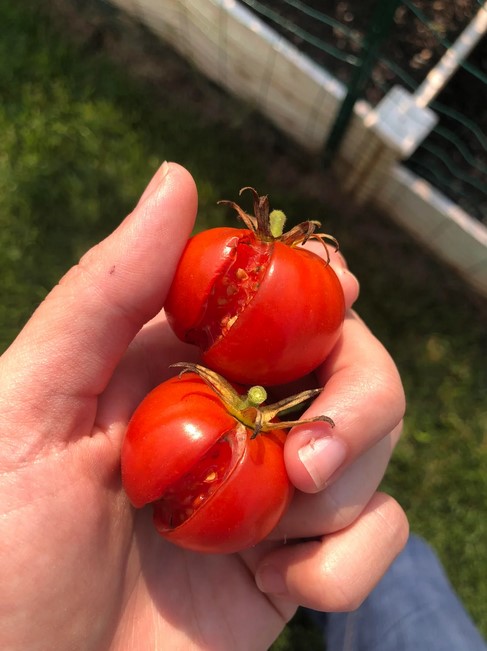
[0,322,293,651]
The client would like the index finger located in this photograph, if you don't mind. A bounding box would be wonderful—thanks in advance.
[285,310,406,492]
[306,240,360,311]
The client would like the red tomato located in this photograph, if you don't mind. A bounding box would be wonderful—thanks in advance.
[121,371,294,554]
[165,189,345,386]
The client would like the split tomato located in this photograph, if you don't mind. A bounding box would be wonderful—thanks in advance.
[121,364,333,554]
[165,188,345,386]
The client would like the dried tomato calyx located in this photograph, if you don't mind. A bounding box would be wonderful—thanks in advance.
[171,362,335,438]
[218,186,340,264]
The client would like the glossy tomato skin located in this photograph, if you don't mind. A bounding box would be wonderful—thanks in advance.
[165,228,345,386]
[121,373,293,554]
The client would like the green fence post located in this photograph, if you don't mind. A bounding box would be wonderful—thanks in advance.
[323,0,402,166]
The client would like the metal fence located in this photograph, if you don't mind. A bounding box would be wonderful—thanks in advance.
[243,0,487,224]
[106,0,487,295]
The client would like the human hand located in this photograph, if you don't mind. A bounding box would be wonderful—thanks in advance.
[0,162,408,651]
[254,245,409,610]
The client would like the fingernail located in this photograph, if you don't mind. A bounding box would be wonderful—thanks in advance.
[298,436,347,490]
[256,565,286,595]
[137,161,170,206]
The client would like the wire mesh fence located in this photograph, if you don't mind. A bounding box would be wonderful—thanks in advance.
[241,0,487,224]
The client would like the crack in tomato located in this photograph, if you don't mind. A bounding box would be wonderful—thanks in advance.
[186,234,272,351]
[153,434,236,530]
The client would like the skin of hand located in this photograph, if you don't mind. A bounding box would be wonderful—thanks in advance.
[0,162,408,651]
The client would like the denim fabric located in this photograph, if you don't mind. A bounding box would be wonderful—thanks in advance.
[308,535,486,651]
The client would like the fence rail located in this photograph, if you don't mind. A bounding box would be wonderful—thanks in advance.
[106,0,487,296]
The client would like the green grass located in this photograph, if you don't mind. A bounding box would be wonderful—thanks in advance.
[1,0,486,647]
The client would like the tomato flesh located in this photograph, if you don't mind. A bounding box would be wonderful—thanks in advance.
[153,436,233,530]
[186,234,271,350]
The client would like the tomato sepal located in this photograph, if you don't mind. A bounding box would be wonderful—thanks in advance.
[218,186,339,263]
[171,362,335,437]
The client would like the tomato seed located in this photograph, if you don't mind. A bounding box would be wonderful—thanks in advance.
[236,267,249,280]
[154,437,235,531]
[192,494,206,508]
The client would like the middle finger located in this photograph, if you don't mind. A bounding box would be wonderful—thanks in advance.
[274,422,402,541]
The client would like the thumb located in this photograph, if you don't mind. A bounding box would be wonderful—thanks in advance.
[0,162,197,435]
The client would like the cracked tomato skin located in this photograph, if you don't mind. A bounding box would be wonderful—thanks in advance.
[121,372,293,554]
[165,227,345,386]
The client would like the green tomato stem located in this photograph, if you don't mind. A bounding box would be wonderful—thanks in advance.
[240,385,267,409]
[269,209,287,238]
[170,362,334,439]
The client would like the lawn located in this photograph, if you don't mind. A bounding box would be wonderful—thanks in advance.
[1,0,486,647]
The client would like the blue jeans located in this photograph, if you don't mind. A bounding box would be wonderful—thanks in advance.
[308,535,487,651]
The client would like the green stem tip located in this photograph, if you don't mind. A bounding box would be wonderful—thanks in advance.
[269,209,287,238]
[245,385,267,408]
